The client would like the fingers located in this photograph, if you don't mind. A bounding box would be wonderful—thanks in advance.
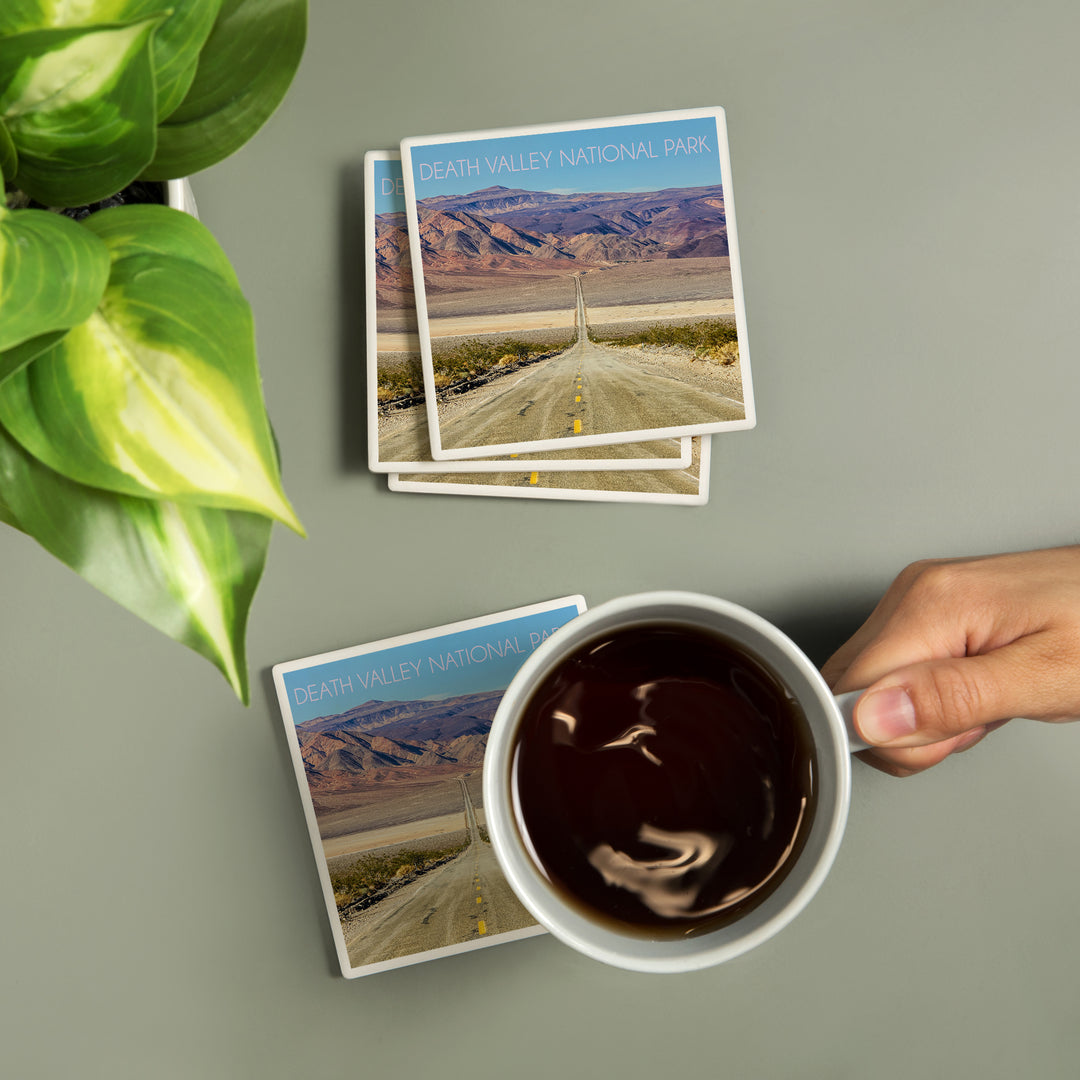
[853,632,1074,749]
[822,559,971,694]
[857,721,1011,778]
[855,729,987,778]
[821,548,1080,778]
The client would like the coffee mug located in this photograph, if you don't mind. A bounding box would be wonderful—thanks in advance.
[483,591,867,973]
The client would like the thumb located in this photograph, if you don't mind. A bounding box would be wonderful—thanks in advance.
[854,637,1054,747]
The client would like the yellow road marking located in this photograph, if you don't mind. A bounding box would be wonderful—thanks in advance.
[573,419,582,434]
[478,920,487,935]
[529,472,539,485]
[575,395,581,402]
[476,896,483,904]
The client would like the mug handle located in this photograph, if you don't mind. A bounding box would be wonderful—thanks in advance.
[834,690,871,753]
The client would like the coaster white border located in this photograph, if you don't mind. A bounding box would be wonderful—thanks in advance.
[389,436,711,506]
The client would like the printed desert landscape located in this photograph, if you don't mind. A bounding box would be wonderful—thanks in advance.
[299,691,496,844]
[375,181,747,455]
[296,690,536,968]
[376,183,734,335]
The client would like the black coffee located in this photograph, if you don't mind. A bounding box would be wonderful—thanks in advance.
[510,622,817,938]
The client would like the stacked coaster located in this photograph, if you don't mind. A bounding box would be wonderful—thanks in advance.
[366,107,754,505]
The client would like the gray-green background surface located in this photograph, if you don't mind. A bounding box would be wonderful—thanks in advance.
[4,2,1080,1077]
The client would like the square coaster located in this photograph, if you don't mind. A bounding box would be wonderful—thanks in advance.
[400,108,754,460]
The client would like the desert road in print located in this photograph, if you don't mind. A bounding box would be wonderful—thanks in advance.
[341,779,533,967]
[377,390,687,469]
[435,276,745,456]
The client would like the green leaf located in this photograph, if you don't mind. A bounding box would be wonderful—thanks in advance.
[120,0,224,123]
[0,17,162,206]
[0,204,304,533]
[0,116,16,183]
[0,418,269,701]
[0,203,110,351]
[0,478,21,529]
[0,3,63,35]
[0,3,47,37]
[144,0,306,180]
[0,329,67,384]
[85,201,240,287]
[0,1,225,124]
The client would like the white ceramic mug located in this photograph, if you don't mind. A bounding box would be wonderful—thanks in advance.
[483,591,867,974]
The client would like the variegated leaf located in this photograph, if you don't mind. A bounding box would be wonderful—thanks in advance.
[0,204,303,532]
[0,419,270,701]
[145,0,306,179]
[0,201,110,351]
[0,0,224,123]
[0,17,161,206]
[85,201,239,285]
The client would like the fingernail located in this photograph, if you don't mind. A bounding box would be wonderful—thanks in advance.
[858,686,918,744]
[952,726,987,754]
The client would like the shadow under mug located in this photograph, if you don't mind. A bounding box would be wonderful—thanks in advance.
[483,591,867,974]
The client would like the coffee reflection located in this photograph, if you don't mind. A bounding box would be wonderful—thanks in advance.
[510,623,817,938]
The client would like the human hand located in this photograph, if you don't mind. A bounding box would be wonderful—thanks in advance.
[821,546,1080,776]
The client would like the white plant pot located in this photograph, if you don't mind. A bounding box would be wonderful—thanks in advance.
[165,178,198,219]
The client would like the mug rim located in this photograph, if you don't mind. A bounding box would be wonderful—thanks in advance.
[483,590,853,973]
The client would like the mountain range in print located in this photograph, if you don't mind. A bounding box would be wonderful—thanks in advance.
[374,184,728,292]
[294,690,503,794]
